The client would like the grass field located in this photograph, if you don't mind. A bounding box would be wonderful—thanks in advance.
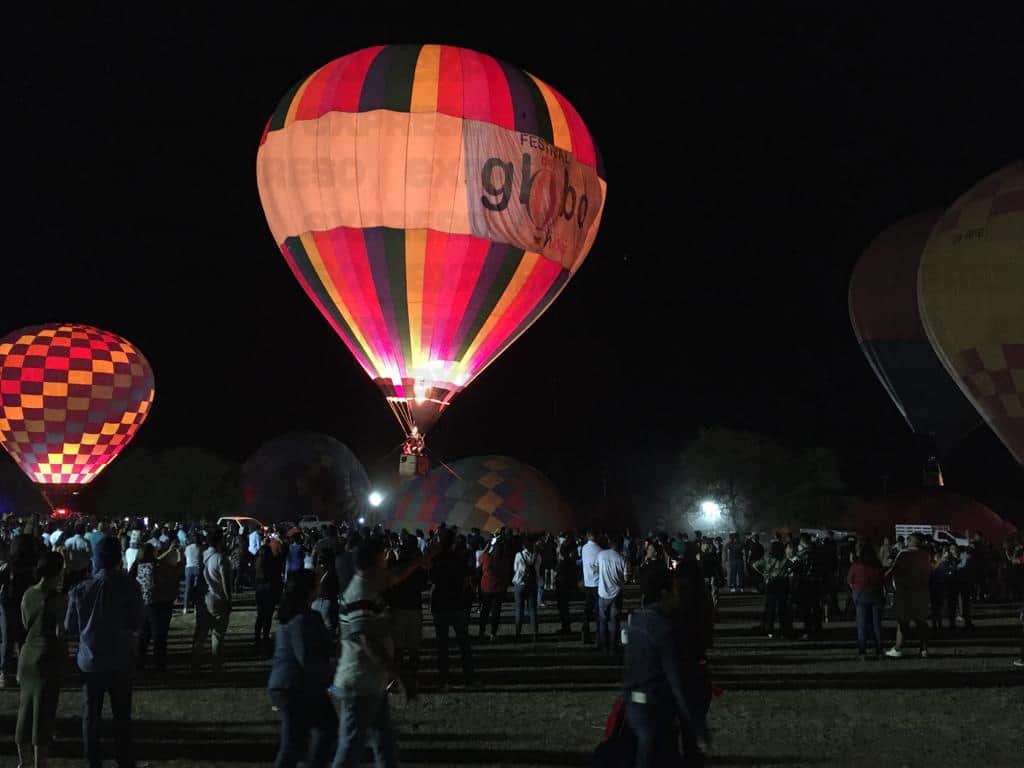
[1,588,1021,767]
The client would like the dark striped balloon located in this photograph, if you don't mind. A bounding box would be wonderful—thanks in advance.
[257,45,607,439]
[849,212,981,454]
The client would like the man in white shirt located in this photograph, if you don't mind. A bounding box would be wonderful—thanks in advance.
[62,522,93,588]
[191,528,232,672]
[580,531,602,645]
[596,536,626,654]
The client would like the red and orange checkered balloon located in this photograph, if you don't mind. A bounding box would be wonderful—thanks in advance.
[0,323,155,485]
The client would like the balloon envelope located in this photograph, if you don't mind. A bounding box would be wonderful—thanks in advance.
[0,323,154,486]
[242,432,370,523]
[383,455,572,533]
[256,45,607,439]
[854,488,1017,543]
[919,162,1024,465]
[849,211,981,453]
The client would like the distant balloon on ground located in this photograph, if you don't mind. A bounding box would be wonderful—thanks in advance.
[382,455,572,533]
[243,432,370,523]
[854,487,1017,543]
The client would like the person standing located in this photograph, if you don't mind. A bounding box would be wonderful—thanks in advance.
[624,568,709,767]
[512,538,541,643]
[477,538,512,641]
[269,570,338,768]
[430,530,476,688]
[555,540,579,636]
[183,532,204,615]
[191,527,233,672]
[254,534,285,648]
[383,535,427,699]
[885,534,932,658]
[61,523,93,592]
[596,536,626,654]
[725,533,745,593]
[15,552,68,768]
[581,531,602,644]
[84,521,106,552]
[1,531,41,688]
[847,539,885,657]
[65,536,144,768]
[332,538,432,767]
[753,541,792,638]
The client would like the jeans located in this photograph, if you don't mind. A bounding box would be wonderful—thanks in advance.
[274,692,338,768]
[478,591,505,637]
[82,670,134,768]
[183,566,201,613]
[514,584,538,637]
[763,581,791,635]
[582,586,598,640]
[597,594,623,650]
[191,598,231,671]
[556,584,573,631]
[432,610,474,684]
[332,691,397,768]
[727,560,744,590]
[853,591,884,654]
[138,602,173,670]
[797,578,823,636]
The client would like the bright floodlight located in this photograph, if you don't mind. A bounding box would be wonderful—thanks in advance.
[368,491,383,508]
[357,516,366,525]
[700,500,722,521]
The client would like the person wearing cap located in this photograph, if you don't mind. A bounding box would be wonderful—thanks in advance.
[65,535,144,768]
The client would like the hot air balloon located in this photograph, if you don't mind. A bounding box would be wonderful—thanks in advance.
[0,323,155,509]
[242,432,370,524]
[918,162,1024,465]
[849,212,982,455]
[382,455,572,534]
[256,45,606,458]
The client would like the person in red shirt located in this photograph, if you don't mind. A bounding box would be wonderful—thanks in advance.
[848,539,886,657]
[477,536,512,641]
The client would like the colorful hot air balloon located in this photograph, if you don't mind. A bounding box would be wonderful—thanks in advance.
[383,455,572,534]
[0,323,155,506]
[849,212,981,454]
[918,162,1024,465]
[256,45,606,452]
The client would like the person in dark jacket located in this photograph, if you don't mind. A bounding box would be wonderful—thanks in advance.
[1,531,41,688]
[268,570,338,768]
[624,567,709,767]
[555,540,578,635]
[254,536,285,648]
[65,536,144,768]
[429,529,475,690]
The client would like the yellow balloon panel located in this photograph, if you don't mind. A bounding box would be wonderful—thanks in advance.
[919,162,1024,463]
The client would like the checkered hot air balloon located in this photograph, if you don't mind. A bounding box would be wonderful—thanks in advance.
[383,455,573,534]
[256,45,606,450]
[849,211,982,455]
[0,323,155,507]
[919,162,1024,466]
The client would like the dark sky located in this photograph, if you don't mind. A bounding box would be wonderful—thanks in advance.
[6,6,1024,517]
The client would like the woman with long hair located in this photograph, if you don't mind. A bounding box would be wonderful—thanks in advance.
[268,569,337,768]
[848,538,886,657]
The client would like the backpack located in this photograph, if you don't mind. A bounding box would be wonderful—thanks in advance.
[521,553,538,587]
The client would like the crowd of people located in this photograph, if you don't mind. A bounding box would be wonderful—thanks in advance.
[0,512,1021,768]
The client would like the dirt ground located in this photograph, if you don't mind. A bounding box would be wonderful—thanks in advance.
[1,588,1021,767]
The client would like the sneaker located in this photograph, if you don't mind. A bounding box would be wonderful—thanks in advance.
[1012,658,1023,668]
[920,649,929,659]
[885,647,903,658]
[766,633,774,639]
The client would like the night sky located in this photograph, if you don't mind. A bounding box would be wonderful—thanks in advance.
[7,7,1024,520]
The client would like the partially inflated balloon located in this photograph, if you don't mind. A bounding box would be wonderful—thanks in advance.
[384,455,571,533]
[256,45,606,440]
[849,211,981,453]
[919,162,1024,464]
[0,323,155,486]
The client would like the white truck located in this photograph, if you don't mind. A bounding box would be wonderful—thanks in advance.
[894,524,969,548]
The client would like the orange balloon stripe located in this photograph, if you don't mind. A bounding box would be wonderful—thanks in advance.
[410,44,441,113]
